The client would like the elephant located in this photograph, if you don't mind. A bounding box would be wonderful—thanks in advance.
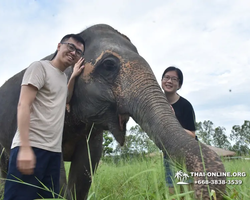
[0,24,226,200]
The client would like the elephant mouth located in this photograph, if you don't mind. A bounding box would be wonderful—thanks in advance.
[106,113,130,146]
[68,101,130,146]
[118,114,130,131]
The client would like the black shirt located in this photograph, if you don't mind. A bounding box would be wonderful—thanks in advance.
[171,96,196,131]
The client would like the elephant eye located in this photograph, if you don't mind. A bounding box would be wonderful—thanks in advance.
[94,56,120,82]
[102,59,117,71]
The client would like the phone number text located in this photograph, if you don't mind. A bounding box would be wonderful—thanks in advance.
[194,180,242,185]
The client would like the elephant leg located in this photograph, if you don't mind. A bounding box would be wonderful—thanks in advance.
[68,128,103,200]
[59,155,72,200]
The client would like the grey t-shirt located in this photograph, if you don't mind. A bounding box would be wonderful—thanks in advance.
[11,60,67,152]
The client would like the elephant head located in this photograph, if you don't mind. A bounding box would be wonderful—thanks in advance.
[63,24,226,199]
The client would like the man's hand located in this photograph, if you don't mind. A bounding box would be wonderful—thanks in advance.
[72,57,85,77]
[67,57,85,103]
[17,146,36,175]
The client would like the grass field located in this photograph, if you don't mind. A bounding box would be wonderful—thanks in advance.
[1,156,249,199]
[70,155,250,200]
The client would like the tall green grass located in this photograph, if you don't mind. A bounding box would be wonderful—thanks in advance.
[222,158,250,200]
[80,156,250,200]
[1,156,249,199]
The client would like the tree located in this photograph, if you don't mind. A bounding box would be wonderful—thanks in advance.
[196,120,214,145]
[196,120,233,150]
[213,126,231,149]
[230,120,250,155]
[102,131,114,156]
[129,125,159,154]
[229,141,249,156]
[114,125,159,157]
[114,134,139,157]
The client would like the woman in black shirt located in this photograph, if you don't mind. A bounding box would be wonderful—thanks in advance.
[161,66,197,192]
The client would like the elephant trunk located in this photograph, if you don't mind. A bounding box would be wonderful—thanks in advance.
[121,63,226,199]
[127,75,190,156]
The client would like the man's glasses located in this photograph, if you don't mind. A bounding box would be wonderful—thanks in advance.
[61,42,83,57]
[162,76,179,83]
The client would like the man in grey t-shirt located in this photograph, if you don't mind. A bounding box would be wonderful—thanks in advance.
[4,34,85,200]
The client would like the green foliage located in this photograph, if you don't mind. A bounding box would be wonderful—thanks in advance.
[196,120,231,149]
[114,125,159,158]
[85,156,250,200]
[196,120,214,145]
[229,141,249,156]
[196,120,250,156]
[89,155,195,200]
[106,119,250,159]
[102,131,114,156]
[222,159,250,200]
[102,126,159,159]
[104,120,250,159]
[230,120,250,155]
[213,126,231,149]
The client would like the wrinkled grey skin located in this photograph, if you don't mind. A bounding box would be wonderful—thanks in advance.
[0,24,226,200]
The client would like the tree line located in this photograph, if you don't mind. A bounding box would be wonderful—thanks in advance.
[102,120,250,157]
[196,120,250,155]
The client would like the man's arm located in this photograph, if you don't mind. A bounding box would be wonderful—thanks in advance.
[67,57,85,103]
[17,84,37,175]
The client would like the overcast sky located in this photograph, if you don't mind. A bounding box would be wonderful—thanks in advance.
[0,0,249,137]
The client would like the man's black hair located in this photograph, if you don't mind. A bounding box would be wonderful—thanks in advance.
[60,34,85,50]
[51,34,85,60]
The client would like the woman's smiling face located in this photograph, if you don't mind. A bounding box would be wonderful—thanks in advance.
[161,70,180,94]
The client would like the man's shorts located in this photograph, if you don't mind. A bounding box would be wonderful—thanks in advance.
[4,147,61,200]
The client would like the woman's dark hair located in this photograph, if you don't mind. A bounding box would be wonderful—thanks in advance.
[162,66,184,88]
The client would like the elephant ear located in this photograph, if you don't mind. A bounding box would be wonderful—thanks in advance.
[41,51,57,61]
